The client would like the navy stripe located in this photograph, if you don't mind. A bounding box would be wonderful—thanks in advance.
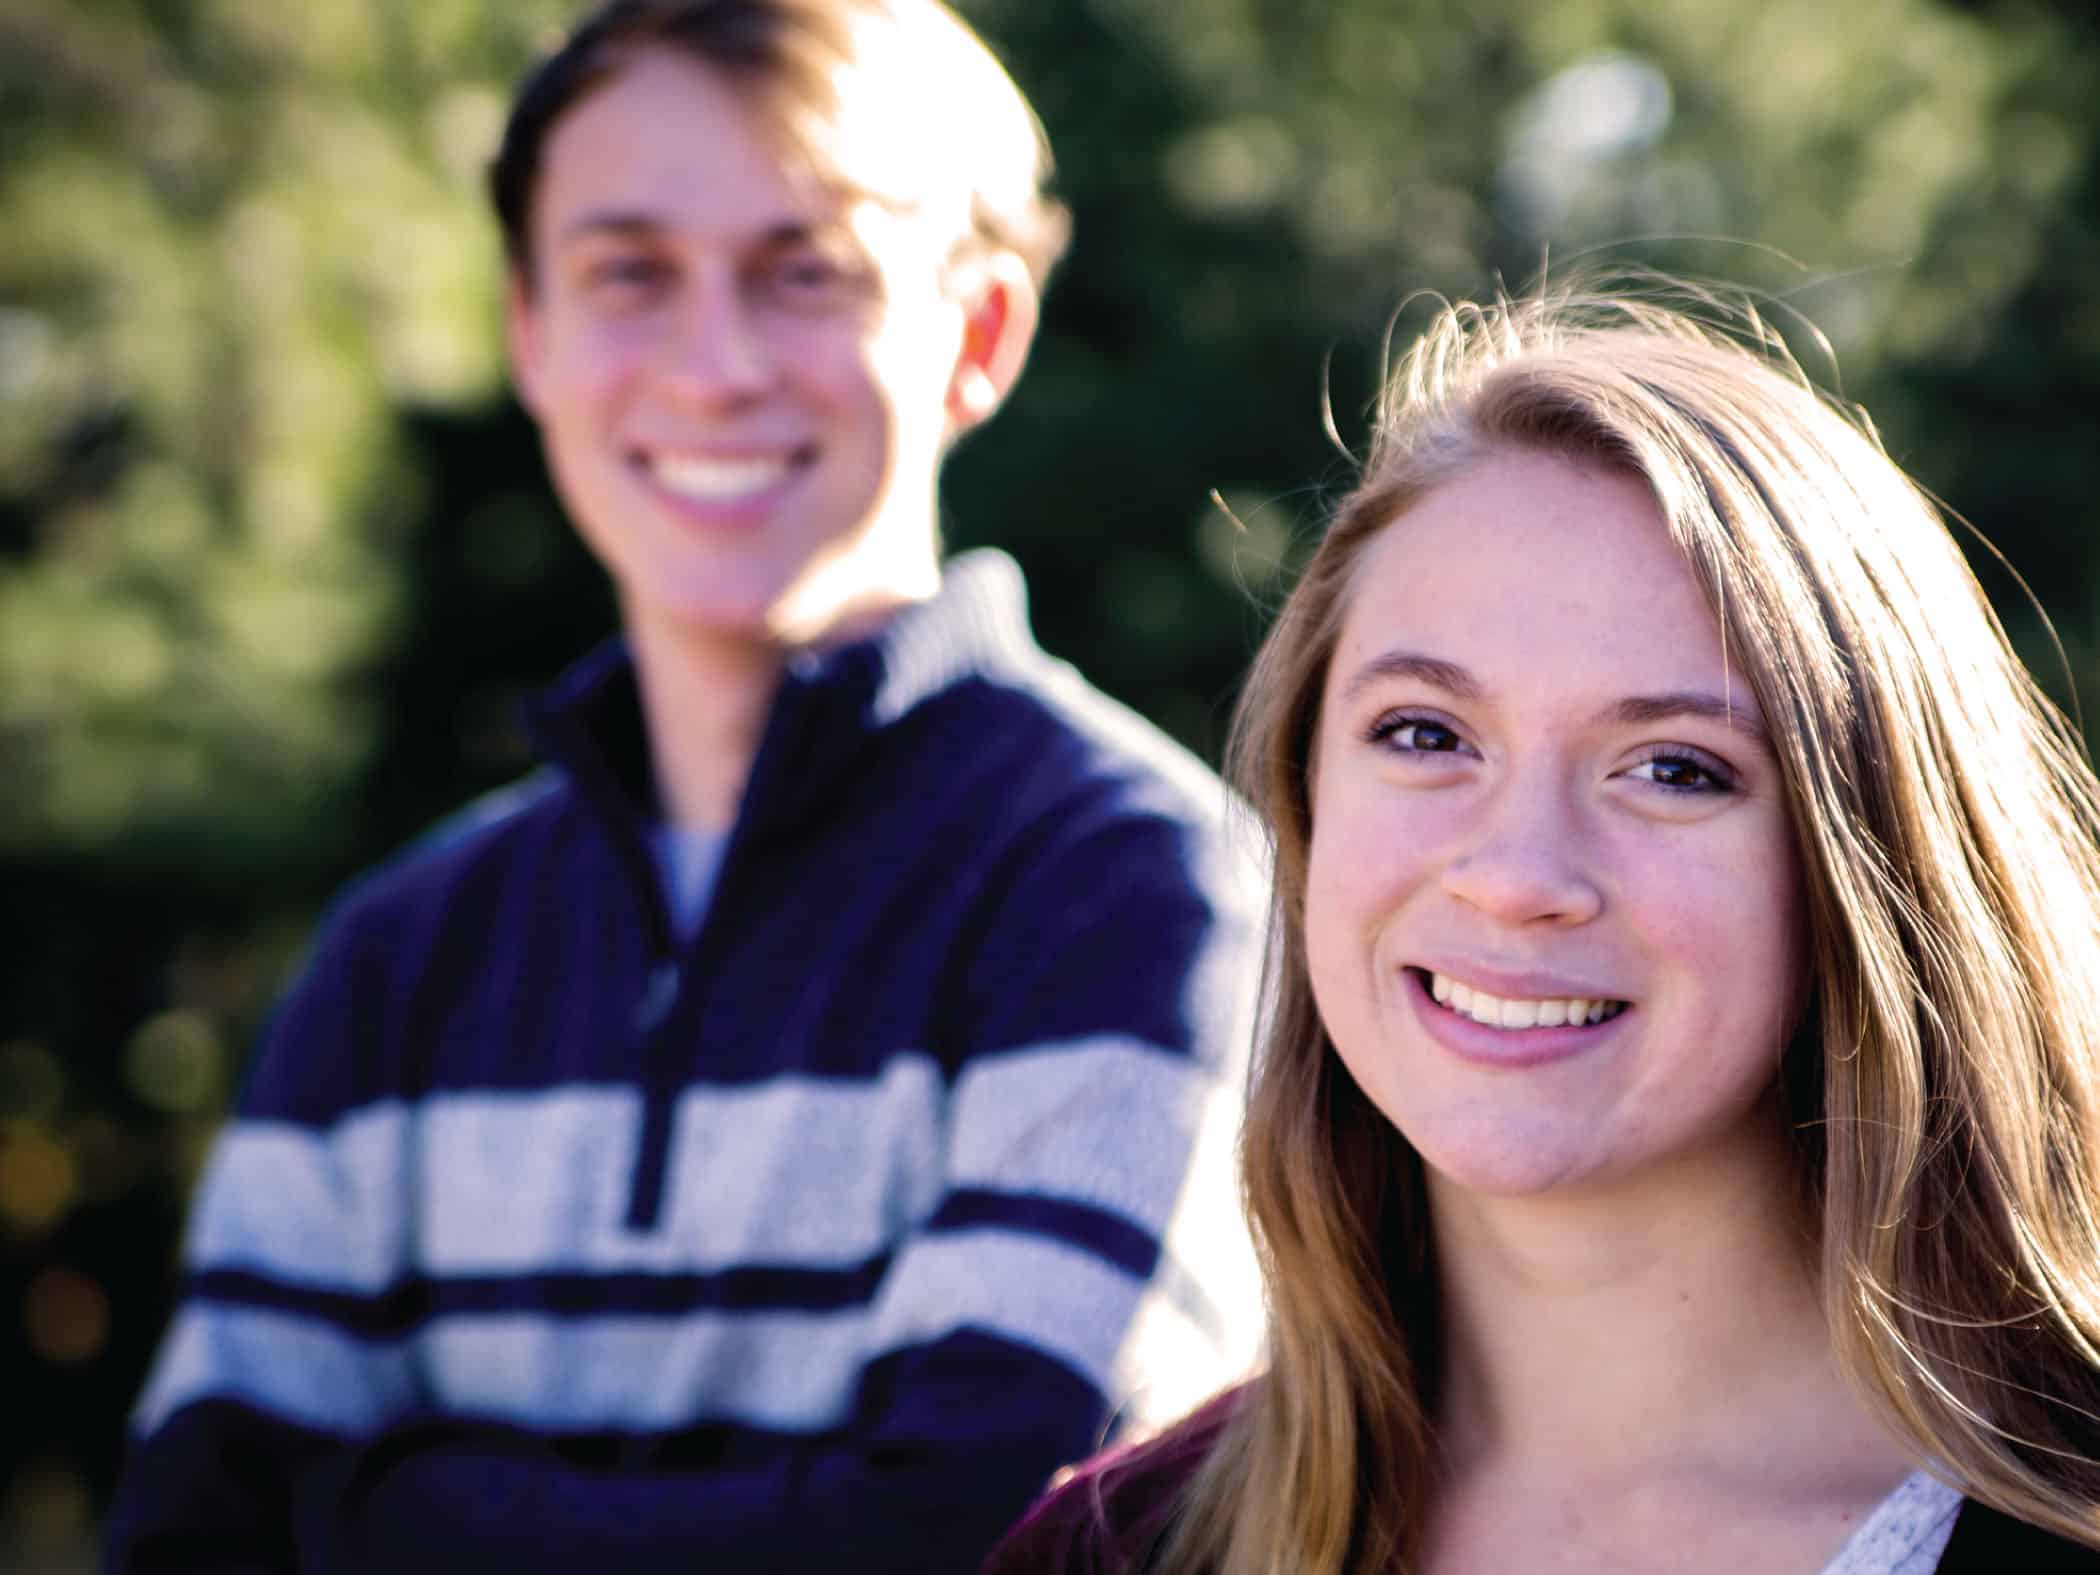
[187,1255,896,1338]
[927,1188,1160,1280]
[623,1090,677,1232]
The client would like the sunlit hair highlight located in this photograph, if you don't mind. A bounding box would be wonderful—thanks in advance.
[1146,280,2100,1572]
[491,0,1070,289]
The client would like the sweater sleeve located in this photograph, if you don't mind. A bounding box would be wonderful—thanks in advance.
[296,804,1267,1574]
[104,899,418,1574]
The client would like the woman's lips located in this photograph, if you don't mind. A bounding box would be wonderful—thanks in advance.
[1405,966,1630,1068]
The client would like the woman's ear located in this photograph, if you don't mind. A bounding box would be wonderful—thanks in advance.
[945,252,1039,436]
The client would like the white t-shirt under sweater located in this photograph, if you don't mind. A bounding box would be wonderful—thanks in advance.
[1819,1471,1963,1574]
[650,822,728,941]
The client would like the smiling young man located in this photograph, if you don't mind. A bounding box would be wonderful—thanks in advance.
[105,4,1263,1570]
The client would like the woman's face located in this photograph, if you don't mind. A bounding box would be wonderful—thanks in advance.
[1304,449,1806,1200]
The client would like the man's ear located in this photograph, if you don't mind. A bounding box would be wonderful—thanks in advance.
[505,271,547,419]
[945,252,1039,437]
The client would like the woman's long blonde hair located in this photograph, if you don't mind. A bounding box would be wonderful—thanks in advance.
[1154,281,2100,1572]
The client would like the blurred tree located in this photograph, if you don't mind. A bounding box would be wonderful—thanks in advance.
[950,0,2100,743]
[1,0,2098,1561]
[0,0,578,877]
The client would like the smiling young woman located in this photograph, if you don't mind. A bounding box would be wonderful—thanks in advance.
[984,283,2100,1573]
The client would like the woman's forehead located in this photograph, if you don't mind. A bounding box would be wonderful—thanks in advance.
[1331,452,1747,708]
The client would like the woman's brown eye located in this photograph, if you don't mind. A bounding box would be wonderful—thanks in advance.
[1369,716,1461,753]
[1628,751,1735,795]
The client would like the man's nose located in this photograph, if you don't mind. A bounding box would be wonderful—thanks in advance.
[662,274,773,403]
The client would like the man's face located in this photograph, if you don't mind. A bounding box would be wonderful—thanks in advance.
[508,49,987,649]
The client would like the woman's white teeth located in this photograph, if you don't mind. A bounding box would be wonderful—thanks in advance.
[650,454,790,501]
[1428,972,1622,1028]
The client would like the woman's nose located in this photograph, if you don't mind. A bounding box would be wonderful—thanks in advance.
[1437,778,1604,927]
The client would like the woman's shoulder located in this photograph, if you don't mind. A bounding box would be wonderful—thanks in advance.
[1935,1499,2100,1572]
[981,1386,1249,1575]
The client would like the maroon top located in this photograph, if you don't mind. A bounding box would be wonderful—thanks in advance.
[981,1387,1247,1574]
[984,1381,2100,1573]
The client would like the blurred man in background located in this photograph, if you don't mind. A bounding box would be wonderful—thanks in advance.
[104,1,1263,1568]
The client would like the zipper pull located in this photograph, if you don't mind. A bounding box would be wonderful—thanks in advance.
[634,960,680,1034]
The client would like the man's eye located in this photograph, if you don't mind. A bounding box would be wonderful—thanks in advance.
[586,255,671,291]
[762,250,870,306]
[778,255,842,288]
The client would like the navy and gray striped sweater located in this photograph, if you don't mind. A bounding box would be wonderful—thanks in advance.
[107,551,1267,1573]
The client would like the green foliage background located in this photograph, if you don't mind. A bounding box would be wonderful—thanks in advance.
[3,0,2098,1560]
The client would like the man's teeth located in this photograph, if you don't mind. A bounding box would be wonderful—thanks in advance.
[1428,972,1625,1029]
[649,454,791,502]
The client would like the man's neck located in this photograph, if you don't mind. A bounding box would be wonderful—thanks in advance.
[623,610,783,834]
[619,573,940,833]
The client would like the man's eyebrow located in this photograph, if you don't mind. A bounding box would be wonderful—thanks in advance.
[1606,692,1770,743]
[554,209,667,247]
[553,210,824,250]
[1337,650,1481,706]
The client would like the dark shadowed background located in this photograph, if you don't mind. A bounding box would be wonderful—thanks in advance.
[3,0,2099,1565]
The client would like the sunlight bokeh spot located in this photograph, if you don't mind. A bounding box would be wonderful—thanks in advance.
[123,1010,225,1117]
[0,1128,77,1238]
[23,1266,112,1366]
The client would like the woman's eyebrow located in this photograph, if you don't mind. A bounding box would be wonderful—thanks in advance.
[1337,650,1481,706]
[1338,655,1770,743]
[1606,692,1770,744]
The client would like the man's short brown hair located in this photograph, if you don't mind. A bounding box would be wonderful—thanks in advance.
[490,0,1071,290]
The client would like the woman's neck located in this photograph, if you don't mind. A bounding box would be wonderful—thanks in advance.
[1428,1139,1888,1483]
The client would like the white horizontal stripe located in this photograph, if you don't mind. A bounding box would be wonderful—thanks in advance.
[188,1063,947,1289]
[194,1041,1253,1297]
[869,1227,1254,1427]
[420,1308,873,1433]
[132,1298,872,1438]
[131,1304,417,1438]
[187,1105,411,1292]
[421,1060,945,1277]
[408,1086,642,1274]
[947,1038,1261,1374]
[948,1037,1239,1231]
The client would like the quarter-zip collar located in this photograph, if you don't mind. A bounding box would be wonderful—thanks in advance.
[522,548,1041,859]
